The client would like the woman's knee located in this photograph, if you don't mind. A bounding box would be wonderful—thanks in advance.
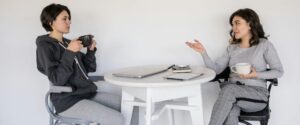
[220,84,236,95]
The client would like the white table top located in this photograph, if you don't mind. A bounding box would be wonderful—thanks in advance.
[104,65,216,88]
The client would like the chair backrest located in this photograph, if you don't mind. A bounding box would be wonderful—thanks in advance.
[45,91,60,119]
[211,67,231,82]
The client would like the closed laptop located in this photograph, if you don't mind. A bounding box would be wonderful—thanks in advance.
[113,66,171,78]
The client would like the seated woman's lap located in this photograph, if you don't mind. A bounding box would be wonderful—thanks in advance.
[59,98,124,125]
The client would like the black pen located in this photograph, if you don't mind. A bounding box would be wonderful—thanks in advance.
[167,64,175,70]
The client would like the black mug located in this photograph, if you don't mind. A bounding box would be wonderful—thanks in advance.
[78,35,94,47]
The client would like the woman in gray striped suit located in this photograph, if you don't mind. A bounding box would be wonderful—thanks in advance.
[186,8,284,125]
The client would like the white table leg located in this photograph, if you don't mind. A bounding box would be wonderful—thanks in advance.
[145,89,152,125]
[168,109,175,125]
[122,91,134,125]
[188,91,204,125]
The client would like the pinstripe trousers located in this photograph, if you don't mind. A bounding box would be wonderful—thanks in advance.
[208,83,269,125]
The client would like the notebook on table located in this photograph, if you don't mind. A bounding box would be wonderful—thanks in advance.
[164,73,204,81]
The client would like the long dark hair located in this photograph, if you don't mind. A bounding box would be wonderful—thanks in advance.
[229,8,267,46]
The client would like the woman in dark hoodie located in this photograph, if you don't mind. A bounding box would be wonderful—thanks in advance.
[36,3,123,125]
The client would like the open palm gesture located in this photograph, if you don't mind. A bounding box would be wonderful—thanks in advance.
[186,39,206,53]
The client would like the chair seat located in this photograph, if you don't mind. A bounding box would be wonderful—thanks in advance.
[239,105,270,121]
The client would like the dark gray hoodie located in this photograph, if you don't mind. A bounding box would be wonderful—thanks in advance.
[36,34,97,113]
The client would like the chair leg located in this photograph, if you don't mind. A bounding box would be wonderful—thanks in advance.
[260,119,269,125]
[49,116,53,125]
[53,120,60,125]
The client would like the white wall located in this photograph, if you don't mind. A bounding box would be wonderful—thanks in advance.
[0,0,299,125]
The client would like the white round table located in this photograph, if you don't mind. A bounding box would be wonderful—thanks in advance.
[105,65,216,125]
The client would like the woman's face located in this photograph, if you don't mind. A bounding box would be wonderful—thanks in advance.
[50,10,71,34]
[232,16,251,40]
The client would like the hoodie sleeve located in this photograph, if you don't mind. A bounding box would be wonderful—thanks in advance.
[36,42,76,86]
[81,48,97,73]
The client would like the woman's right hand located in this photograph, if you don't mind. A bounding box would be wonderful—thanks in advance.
[67,39,83,52]
[186,39,206,53]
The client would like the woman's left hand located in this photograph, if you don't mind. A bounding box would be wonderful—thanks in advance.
[89,40,96,51]
[239,67,257,79]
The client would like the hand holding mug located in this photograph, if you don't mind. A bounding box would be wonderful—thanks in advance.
[89,40,96,51]
[78,35,94,47]
[231,63,257,79]
[231,63,251,74]
[239,67,257,79]
[67,39,83,52]
[78,34,96,51]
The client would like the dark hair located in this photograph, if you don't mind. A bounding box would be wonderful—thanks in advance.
[40,3,71,32]
[229,8,267,46]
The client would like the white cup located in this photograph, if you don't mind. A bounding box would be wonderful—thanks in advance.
[230,63,251,74]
